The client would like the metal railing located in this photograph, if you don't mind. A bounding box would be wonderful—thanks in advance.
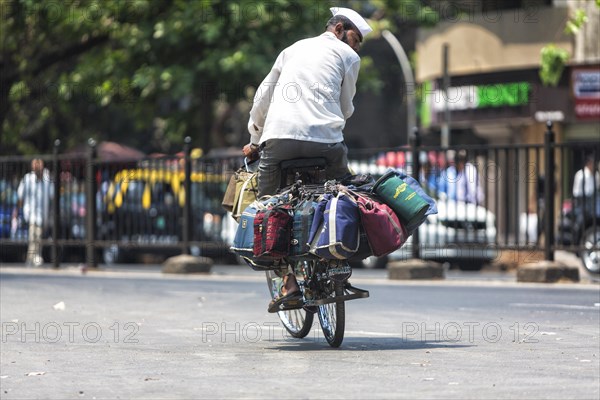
[0,137,241,267]
[1,124,598,270]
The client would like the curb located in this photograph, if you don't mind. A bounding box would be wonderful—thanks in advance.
[517,260,580,283]
[162,255,213,274]
[387,259,445,280]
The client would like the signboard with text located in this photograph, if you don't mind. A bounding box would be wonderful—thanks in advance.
[572,68,600,120]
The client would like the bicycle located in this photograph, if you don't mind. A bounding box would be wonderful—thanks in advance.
[263,158,370,348]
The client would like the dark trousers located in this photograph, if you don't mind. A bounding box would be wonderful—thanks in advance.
[258,139,349,197]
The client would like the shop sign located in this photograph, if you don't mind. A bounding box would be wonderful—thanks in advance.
[572,69,600,120]
[429,82,530,112]
[534,111,564,122]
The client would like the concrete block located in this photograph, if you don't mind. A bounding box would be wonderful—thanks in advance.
[491,249,544,271]
[388,259,445,280]
[517,261,580,283]
[162,255,213,274]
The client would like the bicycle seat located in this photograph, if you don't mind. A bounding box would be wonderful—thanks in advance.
[279,157,327,189]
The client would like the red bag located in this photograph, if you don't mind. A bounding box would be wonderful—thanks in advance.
[356,195,408,257]
[253,205,293,260]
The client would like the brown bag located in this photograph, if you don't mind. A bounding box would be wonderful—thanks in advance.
[221,175,237,212]
[232,170,258,221]
[223,159,259,221]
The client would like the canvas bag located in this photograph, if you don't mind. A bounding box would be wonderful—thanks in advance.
[231,159,259,221]
[253,204,294,260]
[221,174,237,212]
[230,201,261,259]
[309,192,360,260]
[356,194,408,257]
[290,198,318,257]
[393,170,438,232]
[230,196,278,258]
[372,170,431,232]
[231,197,284,271]
[348,226,373,262]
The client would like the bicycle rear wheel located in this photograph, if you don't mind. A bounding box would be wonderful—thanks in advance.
[317,280,345,348]
[265,266,313,339]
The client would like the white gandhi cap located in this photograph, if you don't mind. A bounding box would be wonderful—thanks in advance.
[330,7,373,39]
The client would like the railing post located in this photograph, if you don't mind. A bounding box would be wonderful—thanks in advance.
[85,139,98,268]
[544,121,555,261]
[410,126,421,259]
[182,136,192,255]
[52,139,61,269]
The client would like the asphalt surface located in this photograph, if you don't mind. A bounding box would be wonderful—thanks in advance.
[0,263,599,399]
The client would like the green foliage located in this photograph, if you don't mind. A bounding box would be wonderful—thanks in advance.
[1,0,440,155]
[539,44,569,87]
[564,9,588,35]
[539,3,597,88]
[0,0,334,154]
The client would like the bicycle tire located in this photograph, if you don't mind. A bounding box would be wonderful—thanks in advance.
[317,280,345,348]
[265,267,313,339]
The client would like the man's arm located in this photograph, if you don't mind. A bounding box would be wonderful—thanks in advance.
[339,59,360,120]
[247,52,284,144]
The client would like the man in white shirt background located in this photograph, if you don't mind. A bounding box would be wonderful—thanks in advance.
[17,158,54,267]
[242,7,372,197]
[441,150,485,205]
[572,155,600,200]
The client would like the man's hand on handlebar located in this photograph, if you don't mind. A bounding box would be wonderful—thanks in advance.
[243,143,260,161]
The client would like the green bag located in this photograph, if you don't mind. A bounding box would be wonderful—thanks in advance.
[372,172,429,229]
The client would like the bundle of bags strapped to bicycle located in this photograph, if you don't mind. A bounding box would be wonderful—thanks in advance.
[222,158,437,347]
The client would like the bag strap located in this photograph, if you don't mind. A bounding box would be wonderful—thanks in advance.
[301,201,313,246]
[261,208,272,253]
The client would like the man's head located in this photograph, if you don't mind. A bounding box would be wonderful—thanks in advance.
[584,154,595,170]
[31,158,44,179]
[455,150,467,171]
[327,7,372,53]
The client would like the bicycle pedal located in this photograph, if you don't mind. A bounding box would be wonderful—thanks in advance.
[277,299,304,311]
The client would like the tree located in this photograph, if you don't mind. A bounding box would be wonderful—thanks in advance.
[1,1,339,154]
[1,0,447,155]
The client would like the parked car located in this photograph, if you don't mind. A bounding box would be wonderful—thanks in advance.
[557,197,600,274]
[354,199,497,270]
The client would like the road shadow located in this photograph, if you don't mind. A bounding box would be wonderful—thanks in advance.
[270,336,474,351]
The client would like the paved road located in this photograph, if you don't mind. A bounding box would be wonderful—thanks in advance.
[1,265,599,399]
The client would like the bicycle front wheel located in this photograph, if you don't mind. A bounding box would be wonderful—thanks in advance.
[318,280,345,348]
[265,267,314,339]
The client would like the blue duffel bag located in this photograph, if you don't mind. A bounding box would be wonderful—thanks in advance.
[309,192,360,260]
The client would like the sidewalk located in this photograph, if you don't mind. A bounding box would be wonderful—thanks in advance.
[1,250,598,285]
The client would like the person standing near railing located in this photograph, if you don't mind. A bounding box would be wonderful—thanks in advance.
[572,155,600,200]
[441,150,484,205]
[16,159,54,267]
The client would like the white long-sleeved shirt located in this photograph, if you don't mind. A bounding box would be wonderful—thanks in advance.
[443,163,484,205]
[17,169,54,227]
[248,32,361,145]
[573,166,600,198]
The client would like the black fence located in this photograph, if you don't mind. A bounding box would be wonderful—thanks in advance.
[1,124,599,271]
[0,138,242,267]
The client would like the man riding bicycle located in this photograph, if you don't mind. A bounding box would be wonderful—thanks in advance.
[242,7,372,311]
